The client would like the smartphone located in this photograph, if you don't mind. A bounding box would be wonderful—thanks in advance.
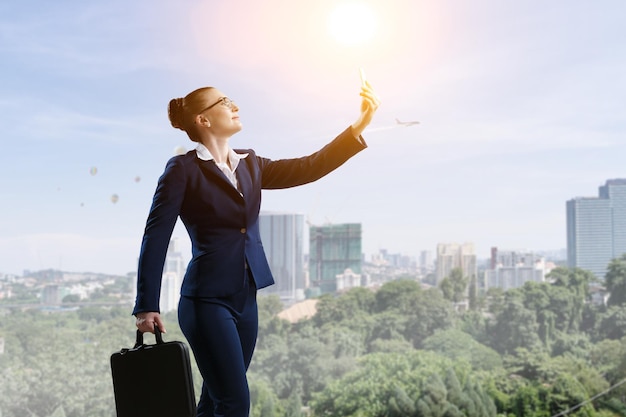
[359,67,367,86]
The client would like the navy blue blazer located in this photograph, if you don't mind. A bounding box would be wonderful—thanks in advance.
[132,127,366,314]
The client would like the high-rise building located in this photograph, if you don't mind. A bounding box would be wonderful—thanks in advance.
[309,223,362,294]
[159,238,186,312]
[258,212,306,303]
[435,242,477,285]
[567,179,626,279]
[159,272,180,313]
[164,238,186,278]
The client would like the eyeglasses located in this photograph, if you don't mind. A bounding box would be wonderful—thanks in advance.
[200,97,234,113]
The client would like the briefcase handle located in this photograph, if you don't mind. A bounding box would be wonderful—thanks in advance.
[133,323,165,349]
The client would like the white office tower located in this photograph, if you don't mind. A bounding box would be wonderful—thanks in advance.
[567,179,626,279]
[435,242,477,285]
[159,238,186,312]
[159,272,180,313]
[485,247,546,291]
[258,212,306,304]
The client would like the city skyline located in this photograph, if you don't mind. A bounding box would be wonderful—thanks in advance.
[1,1,625,276]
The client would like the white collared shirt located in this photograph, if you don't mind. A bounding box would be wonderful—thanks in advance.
[195,143,249,191]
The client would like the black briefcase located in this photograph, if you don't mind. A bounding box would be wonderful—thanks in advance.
[110,325,196,417]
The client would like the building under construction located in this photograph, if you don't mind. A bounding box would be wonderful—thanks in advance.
[309,223,362,294]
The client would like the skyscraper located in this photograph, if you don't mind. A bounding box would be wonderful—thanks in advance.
[258,212,305,303]
[309,223,362,294]
[567,179,626,279]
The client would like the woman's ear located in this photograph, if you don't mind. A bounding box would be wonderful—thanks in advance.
[195,113,211,128]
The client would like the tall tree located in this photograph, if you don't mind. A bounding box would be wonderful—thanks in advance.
[606,253,626,306]
[548,267,595,332]
[249,379,281,417]
[404,288,456,348]
[422,329,503,371]
[439,267,468,303]
[373,279,421,314]
[314,286,376,326]
[310,351,496,417]
[489,291,541,355]
[468,273,480,311]
[597,305,626,340]
[388,385,417,416]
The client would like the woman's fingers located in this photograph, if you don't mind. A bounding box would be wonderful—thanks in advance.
[154,315,167,333]
[360,90,380,114]
[362,80,381,100]
[361,82,380,109]
[135,312,165,333]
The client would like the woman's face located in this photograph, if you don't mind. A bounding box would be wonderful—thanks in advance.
[199,89,242,135]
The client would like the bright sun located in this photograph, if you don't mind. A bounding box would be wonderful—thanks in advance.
[328,2,378,46]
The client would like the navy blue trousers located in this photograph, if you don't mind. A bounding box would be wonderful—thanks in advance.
[178,274,258,417]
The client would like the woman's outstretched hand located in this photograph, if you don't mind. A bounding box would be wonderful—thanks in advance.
[351,80,381,138]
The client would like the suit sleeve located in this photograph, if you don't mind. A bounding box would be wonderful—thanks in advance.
[259,126,367,189]
[132,157,187,315]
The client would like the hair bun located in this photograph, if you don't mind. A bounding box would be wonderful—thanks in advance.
[168,97,186,130]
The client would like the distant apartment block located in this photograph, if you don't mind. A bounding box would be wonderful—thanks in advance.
[485,247,547,291]
[567,179,626,279]
[309,223,362,294]
[435,242,477,285]
[258,212,306,304]
[336,268,366,292]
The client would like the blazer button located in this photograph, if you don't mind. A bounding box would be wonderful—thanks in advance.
[240,228,246,234]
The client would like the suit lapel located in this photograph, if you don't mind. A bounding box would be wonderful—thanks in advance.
[197,159,244,201]
[236,158,252,199]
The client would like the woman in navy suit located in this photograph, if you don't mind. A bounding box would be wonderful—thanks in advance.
[133,80,380,416]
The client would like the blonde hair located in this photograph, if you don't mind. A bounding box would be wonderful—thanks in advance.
[167,87,215,133]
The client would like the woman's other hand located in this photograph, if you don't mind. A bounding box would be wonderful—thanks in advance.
[135,311,166,334]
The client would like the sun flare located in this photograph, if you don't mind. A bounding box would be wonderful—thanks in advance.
[328,2,378,46]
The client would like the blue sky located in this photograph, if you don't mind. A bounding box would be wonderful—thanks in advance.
[1,0,625,276]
